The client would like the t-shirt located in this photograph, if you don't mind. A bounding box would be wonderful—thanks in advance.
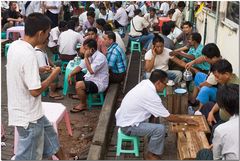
[48,26,60,48]
[227,74,240,85]
[171,8,183,28]
[35,47,49,67]
[7,40,43,127]
[145,48,173,71]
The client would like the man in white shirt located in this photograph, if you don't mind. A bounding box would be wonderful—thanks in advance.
[113,1,128,29]
[159,1,170,16]
[125,1,138,20]
[144,7,159,32]
[68,39,109,113]
[48,20,68,53]
[7,13,65,160]
[44,1,62,28]
[116,69,198,160]
[196,84,239,160]
[145,34,182,83]
[58,20,84,61]
[167,21,182,41]
[78,7,95,30]
[20,1,41,18]
[129,9,154,53]
[99,6,114,24]
[171,1,186,28]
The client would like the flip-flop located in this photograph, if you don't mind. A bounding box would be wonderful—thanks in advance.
[70,107,87,113]
[70,94,80,100]
[49,95,64,100]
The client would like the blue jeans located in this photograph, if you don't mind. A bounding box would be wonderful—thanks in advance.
[129,33,154,50]
[15,116,60,160]
[194,72,217,104]
[121,122,166,155]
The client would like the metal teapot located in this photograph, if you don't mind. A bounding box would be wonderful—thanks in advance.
[183,69,193,81]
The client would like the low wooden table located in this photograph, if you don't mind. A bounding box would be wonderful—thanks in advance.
[166,86,188,114]
[170,115,211,160]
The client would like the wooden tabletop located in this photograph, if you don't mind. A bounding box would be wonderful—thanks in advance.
[169,115,211,133]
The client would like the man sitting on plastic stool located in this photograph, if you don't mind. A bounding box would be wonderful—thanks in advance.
[115,69,198,160]
[68,39,109,113]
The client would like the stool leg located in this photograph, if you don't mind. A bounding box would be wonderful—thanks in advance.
[100,93,104,105]
[64,110,73,136]
[116,134,122,156]
[87,94,92,110]
[133,137,140,156]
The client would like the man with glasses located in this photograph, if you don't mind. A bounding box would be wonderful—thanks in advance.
[115,69,198,160]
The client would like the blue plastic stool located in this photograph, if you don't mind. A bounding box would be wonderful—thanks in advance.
[87,92,105,110]
[158,87,167,97]
[61,61,69,73]
[42,88,49,97]
[130,40,141,54]
[116,128,140,157]
[4,43,11,57]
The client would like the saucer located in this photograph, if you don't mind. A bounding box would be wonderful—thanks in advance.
[174,88,187,94]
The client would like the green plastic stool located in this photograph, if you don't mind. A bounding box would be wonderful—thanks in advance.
[41,88,49,97]
[87,92,105,110]
[5,43,11,57]
[158,87,167,97]
[130,40,141,54]
[1,32,6,39]
[52,54,59,62]
[61,61,69,73]
[116,128,140,157]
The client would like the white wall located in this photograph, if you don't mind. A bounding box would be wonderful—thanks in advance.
[191,3,239,76]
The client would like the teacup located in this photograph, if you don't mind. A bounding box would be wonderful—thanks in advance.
[167,80,175,86]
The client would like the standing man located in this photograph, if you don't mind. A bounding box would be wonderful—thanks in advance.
[7,13,65,160]
[171,1,186,28]
[44,1,62,28]
[115,69,198,160]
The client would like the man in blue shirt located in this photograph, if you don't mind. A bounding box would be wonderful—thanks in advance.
[170,32,210,73]
[103,31,127,83]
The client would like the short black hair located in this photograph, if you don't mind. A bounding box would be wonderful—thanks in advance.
[103,24,113,32]
[67,20,75,30]
[149,69,168,83]
[211,59,233,74]
[202,43,221,58]
[87,27,98,34]
[87,11,95,18]
[149,7,156,13]
[191,32,202,44]
[87,7,95,12]
[178,1,186,8]
[96,18,106,27]
[217,84,239,115]
[25,13,51,37]
[181,21,192,28]
[162,22,171,36]
[167,21,176,29]
[153,34,164,45]
[167,9,175,15]
[105,31,116,42]
[115,1,122,8]
[134,9,142,16]
[58,21,68,29]
[99,6,106,11]
[83,39,98,50]
[70,16,79,25]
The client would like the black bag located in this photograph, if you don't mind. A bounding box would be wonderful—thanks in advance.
[131,19,149,35]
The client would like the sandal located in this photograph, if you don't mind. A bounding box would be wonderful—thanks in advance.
[49,95,64,100]
[70,94,80,100]
[70,106,87,113]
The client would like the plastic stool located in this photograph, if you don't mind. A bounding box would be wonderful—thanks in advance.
[4,43,11,57]
[1,32,6,39]
[87,92,105,110]
[52,54,59,62]
[42,88,49,97]
[14,102,73,157]
[116,128,140,157]
[130,40,141,54]
[158,87,167,97]
[61,61,69,73]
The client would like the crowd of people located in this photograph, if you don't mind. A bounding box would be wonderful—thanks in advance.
[3,1,239,160]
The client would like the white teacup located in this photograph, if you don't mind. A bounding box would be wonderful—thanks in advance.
[167,80,175,86]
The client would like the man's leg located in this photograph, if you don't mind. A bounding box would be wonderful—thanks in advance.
[140,33,154,51]
[75,81,87,110]
[166,70,182,83]
[122,122,166,157]
[196,86,217,111]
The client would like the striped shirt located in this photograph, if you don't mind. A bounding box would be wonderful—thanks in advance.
[107,43,127,74]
